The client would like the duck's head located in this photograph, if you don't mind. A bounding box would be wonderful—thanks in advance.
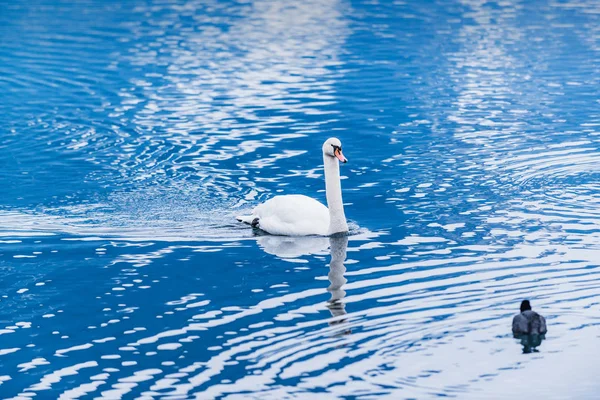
[322,137,347,163]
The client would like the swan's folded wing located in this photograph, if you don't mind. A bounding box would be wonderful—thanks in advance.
[255,195,329,236]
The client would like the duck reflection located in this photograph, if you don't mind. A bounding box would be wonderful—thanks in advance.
[514,333,545,354]
[327,234,350,334]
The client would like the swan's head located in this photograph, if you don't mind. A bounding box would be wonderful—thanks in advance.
[322,137,347,163]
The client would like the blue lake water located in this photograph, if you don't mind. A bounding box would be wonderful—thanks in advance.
[1,0,600,398]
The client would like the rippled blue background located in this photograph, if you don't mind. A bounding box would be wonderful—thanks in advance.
[1,0,599,398]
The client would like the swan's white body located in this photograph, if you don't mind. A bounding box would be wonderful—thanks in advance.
[245,195,330,236]
[237,138,349,236]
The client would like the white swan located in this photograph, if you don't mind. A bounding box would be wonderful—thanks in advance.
[236,138,349,236]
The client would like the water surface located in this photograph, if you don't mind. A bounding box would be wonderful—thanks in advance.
[1,0,600,398]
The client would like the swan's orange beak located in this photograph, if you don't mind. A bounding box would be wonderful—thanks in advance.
[334,147,347,163]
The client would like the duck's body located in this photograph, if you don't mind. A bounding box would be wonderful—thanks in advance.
[237,138,349,236]
[512,310,547,336]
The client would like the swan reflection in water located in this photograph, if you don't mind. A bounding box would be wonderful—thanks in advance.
[256,233,350,334]
[257,234,329,258]
[327,234,351,335]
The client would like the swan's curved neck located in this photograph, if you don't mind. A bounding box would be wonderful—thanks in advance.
[324,154,348,235]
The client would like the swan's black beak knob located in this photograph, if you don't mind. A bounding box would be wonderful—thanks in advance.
[334,148,347,163]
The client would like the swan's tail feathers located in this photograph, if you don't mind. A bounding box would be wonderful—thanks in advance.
[237,215,260,228]
[236,215,255,224]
